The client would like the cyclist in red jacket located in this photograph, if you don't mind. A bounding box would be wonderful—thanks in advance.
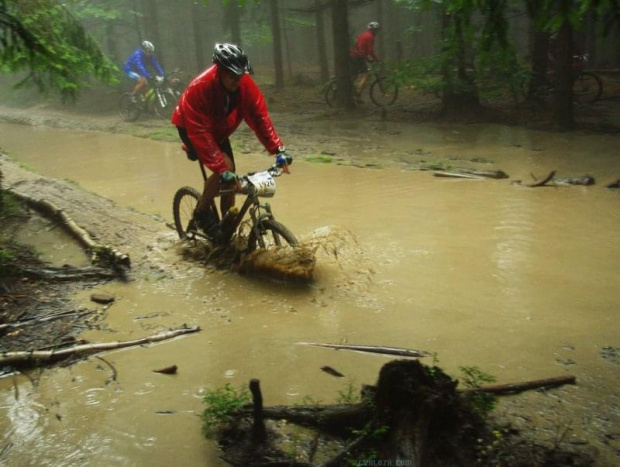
[172,43,291,239]
[350,22,381,102]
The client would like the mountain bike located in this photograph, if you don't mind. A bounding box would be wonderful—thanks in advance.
[324,62,399,108]
[522,54,603,105]
[172,155,297,253]
[119,73,178,122]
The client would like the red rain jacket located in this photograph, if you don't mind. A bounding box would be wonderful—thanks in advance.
[350,30,380,62]
[171,64,283,175]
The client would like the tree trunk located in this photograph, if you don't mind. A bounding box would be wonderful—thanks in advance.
[315,0,329,83]
[552,2,574,130]
[141,0,164,66]
[270,0,285,89]
[440,10,481,117]
[192,1,206,74]
[225,1,242,45]
[331,0,354,109]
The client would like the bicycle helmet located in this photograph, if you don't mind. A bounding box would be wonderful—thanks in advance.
[368,22,380,30]
[212,43,253,76]
[141,40,155,52]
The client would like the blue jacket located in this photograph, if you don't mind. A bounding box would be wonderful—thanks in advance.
[123,49,164,79]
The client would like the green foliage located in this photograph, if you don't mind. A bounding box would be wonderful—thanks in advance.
[306,154,334,164]
[201,383,250,437]
[1,0,119,101]
[336,378,360,404]
[459,365,498,416]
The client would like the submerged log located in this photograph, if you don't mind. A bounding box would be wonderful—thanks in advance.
[461,374,576,395]
[0,326,200,367]
[433,171,485,180]
[553,174,595,186]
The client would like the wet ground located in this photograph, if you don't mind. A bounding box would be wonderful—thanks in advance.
[0,97,619,466]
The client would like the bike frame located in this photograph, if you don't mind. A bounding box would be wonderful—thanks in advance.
[197,161,278,246]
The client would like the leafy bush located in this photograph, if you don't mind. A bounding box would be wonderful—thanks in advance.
[201,383,250,437]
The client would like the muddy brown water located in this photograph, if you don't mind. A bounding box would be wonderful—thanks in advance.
[0,119,619,466]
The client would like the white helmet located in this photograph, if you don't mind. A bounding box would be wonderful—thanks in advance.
[141,40,155,52]
[368,22,380,30]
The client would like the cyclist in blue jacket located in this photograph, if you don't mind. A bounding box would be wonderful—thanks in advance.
[123,40,165,102]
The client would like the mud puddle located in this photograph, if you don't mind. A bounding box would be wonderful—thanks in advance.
[0,120,619,465]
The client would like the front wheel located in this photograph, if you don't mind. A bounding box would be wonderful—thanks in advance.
[119,93,142,122]
[172,186,201,240]
[153,89,177,120]
[572,72,602,104]
[370,77,398,107]
[246,219,297,254]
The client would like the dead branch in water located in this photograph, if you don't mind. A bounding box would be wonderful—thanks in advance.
[17,265,118,281]
[0,326,200,367]
[0,309,95,333]
[297,342,431,358]
[433,171,486,180]
[10,191,130,268]
[512,170,556,187]
[460,375,576,395]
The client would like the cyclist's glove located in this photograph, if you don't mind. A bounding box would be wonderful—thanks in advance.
[155,75,164,84]
[276,149,293,168]
[219,171,238,185]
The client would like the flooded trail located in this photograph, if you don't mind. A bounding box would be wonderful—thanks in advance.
[1,119,619,465]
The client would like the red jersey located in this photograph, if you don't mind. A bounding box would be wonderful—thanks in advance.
[350,30,379,62]
[171,64,283,175]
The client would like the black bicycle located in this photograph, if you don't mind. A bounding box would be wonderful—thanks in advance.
[119,72,179,122]
[522,54,603,105]
[172,155,297,253]
[324,62,399,108]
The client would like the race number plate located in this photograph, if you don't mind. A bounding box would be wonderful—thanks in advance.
[247,171,276,197]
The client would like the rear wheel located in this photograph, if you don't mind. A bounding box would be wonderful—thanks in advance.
[119,93,142,122]
[324,81,338,108]
[153,89,177,120]
[370,77,398,107]
[172,186,201,240]
[246,219,297,253]
[572,72,602,104]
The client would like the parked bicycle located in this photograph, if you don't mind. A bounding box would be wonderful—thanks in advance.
[172,154,297,253]
[324,62,399,108]
[119,72,179,122]
[522,54,603,104]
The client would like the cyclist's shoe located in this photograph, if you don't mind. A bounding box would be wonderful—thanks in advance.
[194,209,223,243]
[130,94,138,104]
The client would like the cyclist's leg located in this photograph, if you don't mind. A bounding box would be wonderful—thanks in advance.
[218,138,236,216]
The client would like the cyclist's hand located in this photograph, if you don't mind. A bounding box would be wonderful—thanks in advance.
[155,75,164,84]
[276,151,293,174]
[219,171,238,185]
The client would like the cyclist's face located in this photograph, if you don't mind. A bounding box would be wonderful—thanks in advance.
[220,68,242,92]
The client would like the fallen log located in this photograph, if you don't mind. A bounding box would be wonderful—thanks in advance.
[10,191,130,268]
[460,374,576,395]
[553,175,595,186]
[297,342,431,358]
[0,326,200,367]
[18,265,118,281]
[459,168,509,179]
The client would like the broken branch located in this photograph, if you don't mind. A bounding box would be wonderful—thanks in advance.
[297,342,431,358]
[0,326,201,367]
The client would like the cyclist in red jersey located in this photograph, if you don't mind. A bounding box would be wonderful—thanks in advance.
[350,22,381,102]
[172,43,291,238]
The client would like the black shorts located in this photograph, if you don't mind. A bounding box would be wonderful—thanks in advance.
[350,57,368,75]
[177,126,234,167]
